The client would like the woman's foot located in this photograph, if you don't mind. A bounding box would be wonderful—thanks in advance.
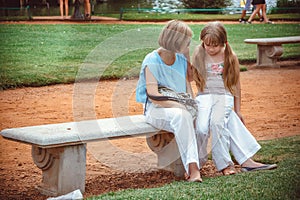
[185,172,202,182]
[185,163,202,182]
[221,165,236,176]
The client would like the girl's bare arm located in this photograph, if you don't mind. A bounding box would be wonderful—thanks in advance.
[234,79,245,124]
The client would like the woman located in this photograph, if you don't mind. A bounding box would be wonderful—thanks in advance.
[136,20,202,182]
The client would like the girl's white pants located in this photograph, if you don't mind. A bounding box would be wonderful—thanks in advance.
[145,103,200,175]
[195,94,261,171]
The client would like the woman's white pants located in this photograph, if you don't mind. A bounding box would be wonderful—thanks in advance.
[195,94,261,171]
[145,103,200,175]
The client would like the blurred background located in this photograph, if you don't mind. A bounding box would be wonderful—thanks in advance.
[2,0,299,17]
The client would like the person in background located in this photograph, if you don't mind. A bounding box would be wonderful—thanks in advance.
[136,20,202,182]
[84,0,91,19]
[59,0,69,18]
[239,0,263,23]
[247,0,273,24]
[192,21,277,175]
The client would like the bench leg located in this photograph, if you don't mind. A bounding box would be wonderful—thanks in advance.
[146,131,185,177]
[257,45,283,67]
[31,144,86,196]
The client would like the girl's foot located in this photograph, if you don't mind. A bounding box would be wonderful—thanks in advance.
[221,165,236,176]
[242,159,266,168]
[246,21,252,24]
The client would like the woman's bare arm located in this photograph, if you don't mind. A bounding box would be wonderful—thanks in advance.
[145,67,185,109]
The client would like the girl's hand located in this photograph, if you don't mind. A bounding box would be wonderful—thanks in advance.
[236,112,245,125]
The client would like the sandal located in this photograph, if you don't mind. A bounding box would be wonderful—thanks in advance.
[241,164,277,172]
[222,165,236,176]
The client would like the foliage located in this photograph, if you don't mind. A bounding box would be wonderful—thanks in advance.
[277,0,300,7]
[271,0,300,13]
[182,0,232,9]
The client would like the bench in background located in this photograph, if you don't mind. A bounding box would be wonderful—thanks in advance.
[0,115,184,197]
[244,36,300,67]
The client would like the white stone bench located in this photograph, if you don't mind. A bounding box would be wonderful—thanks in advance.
[0,115,184,197]
[244,36,300,67]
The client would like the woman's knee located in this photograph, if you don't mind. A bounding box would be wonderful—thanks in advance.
[196,121,209,134]
[177,108,193,122]
[169,108,194,128]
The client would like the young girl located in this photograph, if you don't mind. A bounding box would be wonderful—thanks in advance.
[136,20,202,182]
[192,21,277,175]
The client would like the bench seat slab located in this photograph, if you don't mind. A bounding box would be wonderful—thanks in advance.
[0,115,158,147]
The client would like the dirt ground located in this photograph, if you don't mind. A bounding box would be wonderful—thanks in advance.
[0,59,299,199]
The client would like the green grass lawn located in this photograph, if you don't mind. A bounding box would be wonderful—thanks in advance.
[87,135,300,200]
[0,23,299,90]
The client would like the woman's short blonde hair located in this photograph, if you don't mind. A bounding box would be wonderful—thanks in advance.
[158,20,192,53]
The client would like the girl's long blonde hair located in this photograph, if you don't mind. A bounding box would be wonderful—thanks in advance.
[192,21,240,95]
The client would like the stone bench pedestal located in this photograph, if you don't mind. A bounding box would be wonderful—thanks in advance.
[257,45,283,67]
[32,144,86,196]
[146,131,185,177]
